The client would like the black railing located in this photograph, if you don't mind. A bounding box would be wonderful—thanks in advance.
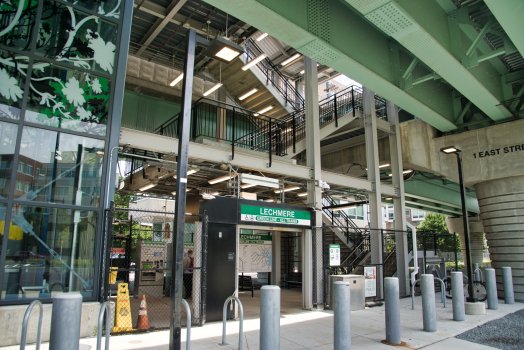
[243,39,305,111]
[322,195,364,242]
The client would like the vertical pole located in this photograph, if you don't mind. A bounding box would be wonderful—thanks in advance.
[260,286,280,350]
[268,119,272,167]
[485,268,498,310]
[451,271,465,321]
[384,277,401,344]
[502,267,515,304]
[333,281,351,350]
[231,107,235,160]
[170,28,196,350]
[292,114,296,154]
[333,94,338,127]
[351,87,355,117]
[456,152,475,302]
[49,293,83,350]
[421,274,437,332]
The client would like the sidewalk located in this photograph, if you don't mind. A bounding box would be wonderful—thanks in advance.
[6,296,523,350]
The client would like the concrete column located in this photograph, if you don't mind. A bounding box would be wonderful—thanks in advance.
[387,101,409,296]
[474,176,524,301]
[271,231,281,286]
[445,217,484,266]
[364,87,383,298]
[304,56,322,310]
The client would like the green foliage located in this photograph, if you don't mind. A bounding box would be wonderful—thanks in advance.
[417,213,460,252]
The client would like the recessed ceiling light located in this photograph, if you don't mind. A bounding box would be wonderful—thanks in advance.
[281,53,301,66]
[239,88,258,100]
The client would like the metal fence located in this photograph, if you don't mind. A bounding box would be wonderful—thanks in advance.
[100,204,208,334]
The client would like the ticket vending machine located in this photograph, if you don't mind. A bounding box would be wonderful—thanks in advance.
[134,240,165,298]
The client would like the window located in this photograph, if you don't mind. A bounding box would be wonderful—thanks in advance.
[16,181,24,191]
[17,161,24,172]
[347,206,365,221]
[412,209,425,221]
[24,183,30,192]
[26,164,33,175]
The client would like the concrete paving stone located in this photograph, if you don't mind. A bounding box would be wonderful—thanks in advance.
[419,337,499,349]
[362,325,449,349]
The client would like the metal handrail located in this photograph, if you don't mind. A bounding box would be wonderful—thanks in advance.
[96,301,111,350]
[182,299,191,350]
[220,296,244,349]
[20,300,43,350]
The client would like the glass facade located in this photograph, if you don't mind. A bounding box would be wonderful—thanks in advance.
[0,0,126,304]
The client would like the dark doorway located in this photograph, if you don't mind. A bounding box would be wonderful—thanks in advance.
[206,223,237,321]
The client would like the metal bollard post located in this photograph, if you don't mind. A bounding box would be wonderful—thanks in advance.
[260,286,280,350]
[49,293,83,350]
[384,277,401,345]
[502,267,515,304]
[333,281,351,350]
[421,274,437,332]
[473,263,480,282]
[96,302,111,350]
[485,268,498,310]
[451,272,465,321]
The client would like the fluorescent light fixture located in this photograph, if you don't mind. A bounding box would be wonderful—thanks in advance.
[173,169,198,179]
[241,183,256,189]
[208,174,232,184]
[297,192,308,197]
[241,174,279,189]
[201,36,244,63]
[215,47,241,61]
[441,146,461,154]
[171,189,191,195]
[385,197,393,200]
[201,193,216,200]
[388,170,413,176]
[257,33,268,41]
[203,83,223,97]
[281,53,301,66]
[96,151,104,155]
[379,164,390,168]
[239,88,258,100]
[254,105,273,116]
[139,183,156,191]
[300,64,318,74]
[332,204,357,211]
[274,186,300,193]
[241,54,266,71]
[169,73,184,86]
[264,199,274,203]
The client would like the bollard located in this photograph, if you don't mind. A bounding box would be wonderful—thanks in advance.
[421,274,437,332]
[220,296,243,349]
[260,286,280,350]
[96,302,111,350]
[384,277,401,345]
[473,263,480,282]
[502,267,515,304]
[333,281,351,350]
[49,293,83,350]
[485,268,498,310]
[451,272,465,321]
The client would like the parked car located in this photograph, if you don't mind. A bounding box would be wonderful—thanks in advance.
[13,251,45,261]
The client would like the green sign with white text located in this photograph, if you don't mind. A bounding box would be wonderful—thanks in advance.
[240,205,311,226]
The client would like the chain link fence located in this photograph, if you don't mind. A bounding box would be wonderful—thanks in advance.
[100,204,207,334]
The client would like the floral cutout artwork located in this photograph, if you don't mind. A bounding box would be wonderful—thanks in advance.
[0,0,38,51]
[0,50,27,120]
[62,0,121,19]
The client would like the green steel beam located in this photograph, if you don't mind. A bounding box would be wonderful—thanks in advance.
[202,0,458,132]
[484,0,524,61]
[346,0,513,122]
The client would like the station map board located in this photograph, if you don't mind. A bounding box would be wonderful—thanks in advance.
[239,234,272,273]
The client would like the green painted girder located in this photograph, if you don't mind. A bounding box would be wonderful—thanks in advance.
[202,0,458,132]
[345,0,513,123]
[484,0,524,67]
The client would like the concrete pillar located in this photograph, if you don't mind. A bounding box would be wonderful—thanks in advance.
[304,56,322,310]
[364,87,383,298]
[475,176,524,301]
[271,231,281,286]
[445,217,484,266]
[387,101,409,296]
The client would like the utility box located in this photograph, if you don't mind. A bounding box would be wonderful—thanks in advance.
[134,240,165,298]
[328,274,365,311]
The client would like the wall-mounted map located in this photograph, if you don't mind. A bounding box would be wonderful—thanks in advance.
[239,234,272,273]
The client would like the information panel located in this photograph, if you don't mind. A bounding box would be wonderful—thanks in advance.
[240,205,311,226]
[239,234,272,273]
[329,244,340,266]
[364,266,377,297]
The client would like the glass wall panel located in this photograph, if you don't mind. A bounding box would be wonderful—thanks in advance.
[62,0,121,19]
[0,49,28,120]
[37,1,118,75]
[25,62,111,136]
[2,205,98,300]
[0,121,18,198]
[15,126,104,207]
[0,0,38,51]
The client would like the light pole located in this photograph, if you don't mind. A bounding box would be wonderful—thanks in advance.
[440,146,476,302]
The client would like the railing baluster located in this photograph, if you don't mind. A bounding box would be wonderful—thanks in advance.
[351,87,355,117]
[292,114,296,154]
[334,94,338,127]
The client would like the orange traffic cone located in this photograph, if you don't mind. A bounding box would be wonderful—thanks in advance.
[136,295,150,330]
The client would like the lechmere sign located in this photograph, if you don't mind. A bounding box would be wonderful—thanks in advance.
[240,205,311,226]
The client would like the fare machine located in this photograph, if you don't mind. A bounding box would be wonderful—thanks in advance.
[134,240,165,298]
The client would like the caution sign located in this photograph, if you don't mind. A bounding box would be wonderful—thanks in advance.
[329,244,340,266]
[113,283,134,332]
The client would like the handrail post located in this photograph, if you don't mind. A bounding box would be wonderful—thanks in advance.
[351,86,355,117]
[20,300,43,350]
[220,296,244,349]
[333,94,338,127]
[268,119,272,167]
[96,301,111,350]
[181,299,192,350]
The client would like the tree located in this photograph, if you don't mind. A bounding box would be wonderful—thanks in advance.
[417,213,460,252]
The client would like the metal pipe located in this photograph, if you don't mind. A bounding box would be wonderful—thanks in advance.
[260,286,280,350]
[385,277,401,344]
[333,281,351,350]
[502,267,515,304]
[96,302,111,350]
[421,274,437,332]
[485,268,498,310]
[451,271,465,321]
[20,300,43,350]
[49,293,83,350]
[220,296,243,349]
[181,299,191,350]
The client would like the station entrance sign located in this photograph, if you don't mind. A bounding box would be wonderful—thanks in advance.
[240,205,311,226]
